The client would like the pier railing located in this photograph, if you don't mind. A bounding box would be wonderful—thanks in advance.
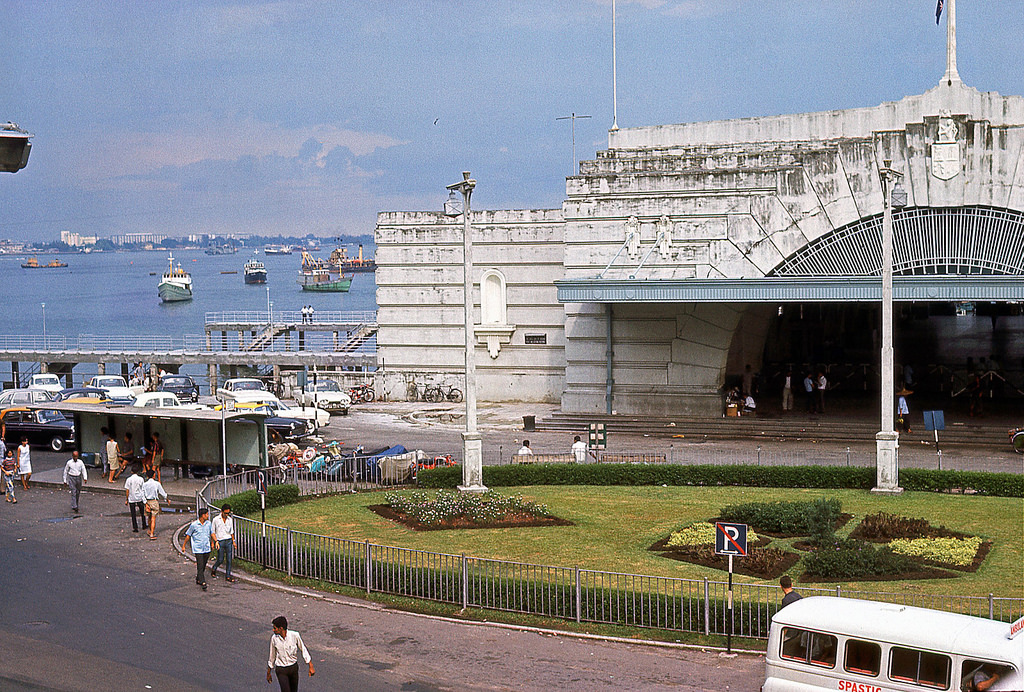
[198,469,1024,640]
[204,310,377,325]
[0,331,375,354]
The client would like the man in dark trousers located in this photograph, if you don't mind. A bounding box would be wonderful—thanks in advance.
[182,507,215,591]
[267,615,315,691]
[123,465,147,533]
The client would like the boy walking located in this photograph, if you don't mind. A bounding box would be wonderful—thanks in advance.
[209,504,236,582]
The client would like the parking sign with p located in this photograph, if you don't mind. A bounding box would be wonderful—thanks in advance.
[715,522,748,557]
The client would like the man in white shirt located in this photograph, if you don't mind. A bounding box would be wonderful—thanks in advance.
[267,615,314,691]
[571,435,587,463]
[124,465,147,533]
[209,504,236,582]
[142,470,168,540]
[63,450,88,513]
[517,440,533,456]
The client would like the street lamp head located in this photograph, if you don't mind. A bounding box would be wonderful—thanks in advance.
[444,189,463,217]
[891,181,908,209]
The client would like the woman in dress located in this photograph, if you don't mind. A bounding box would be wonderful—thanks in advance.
[17,436,31,490]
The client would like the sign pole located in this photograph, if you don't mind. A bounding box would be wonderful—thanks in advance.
[727,554,734,654]
[258,470,267,569]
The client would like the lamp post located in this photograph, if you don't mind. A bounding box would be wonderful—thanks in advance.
[266,285,272,327]
[41,302,46,346]
[445,171,486,492]
[873,160,907,494]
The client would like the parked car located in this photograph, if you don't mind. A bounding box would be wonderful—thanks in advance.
[220,392,330,428]
[294,379,352,414]
[85,375,137,403]
[0,388,56,407]
[157,374,200,403]
[55,387,113,404]
[1,406,76,452]
[221,377,268,394]
[132,392,207,410]
[27,373,65,394]
[235,405,315,442]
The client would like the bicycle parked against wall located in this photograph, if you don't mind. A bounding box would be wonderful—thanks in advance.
[423,383,463,403]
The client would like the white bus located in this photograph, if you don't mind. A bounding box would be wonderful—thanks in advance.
[764,597,1022,692]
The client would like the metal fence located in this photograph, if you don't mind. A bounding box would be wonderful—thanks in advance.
[198,469,1023,639]
[204,310,377,325]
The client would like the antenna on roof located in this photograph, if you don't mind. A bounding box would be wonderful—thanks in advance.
[556,112,592,177]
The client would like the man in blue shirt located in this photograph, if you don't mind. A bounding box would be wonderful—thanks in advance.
[182,507,216,591]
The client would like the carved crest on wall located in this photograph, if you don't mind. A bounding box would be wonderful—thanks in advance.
[931,109,960,181]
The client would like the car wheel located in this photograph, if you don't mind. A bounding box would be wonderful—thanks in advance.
[50,436,65,452]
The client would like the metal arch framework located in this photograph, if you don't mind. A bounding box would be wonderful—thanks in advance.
[772,206,1024,277]
[555,206,1024,304]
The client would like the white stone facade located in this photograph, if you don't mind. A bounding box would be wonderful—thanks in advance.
[376,80,1024,415]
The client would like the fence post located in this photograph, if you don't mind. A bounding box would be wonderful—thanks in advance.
[703,577,710,636]
[989,593,994,619]
[846,447,851,467]
[575,567,582,623]
[757,446,761,466]
[286,529,294,577]
[364,540,371,594]
[461,554,468,610]
[836,585,841,598]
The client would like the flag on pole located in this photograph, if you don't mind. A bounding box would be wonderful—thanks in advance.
[935,0,943,24]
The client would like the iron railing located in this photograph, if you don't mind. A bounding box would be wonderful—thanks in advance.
[197,469,1024,640]
[204,310,377,325]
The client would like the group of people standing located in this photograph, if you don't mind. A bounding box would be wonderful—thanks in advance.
[299,305,316,324]
[0,436,31,503]
[102,428,164,484]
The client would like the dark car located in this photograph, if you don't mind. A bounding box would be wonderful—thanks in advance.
[55,387,113,403]
[1,406,76,452]
[230,404,315,442]
[157,374,200,403]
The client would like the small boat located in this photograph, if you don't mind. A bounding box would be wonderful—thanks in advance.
[220,270,238,274]
[264,244,293,255]
[158,253,193,302]
[298,252,351,292]
[205,244,237,255]
[328,245,376,273]
[21,256,68,268]
[244,254,267,284]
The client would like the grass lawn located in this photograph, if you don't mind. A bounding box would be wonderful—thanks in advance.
[265,486,1024,598]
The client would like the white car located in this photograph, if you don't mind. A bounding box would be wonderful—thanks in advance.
[217,389,330,428]
[294,380,351,414]
[221,377,268,394]
[0,388,56,407]
[86,375,138,403]
[132,392,208,410]
[27,373,64,394]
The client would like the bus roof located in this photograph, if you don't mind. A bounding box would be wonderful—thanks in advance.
[773,597,1020,664]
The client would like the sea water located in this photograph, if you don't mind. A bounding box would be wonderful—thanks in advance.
[0,248,377,386]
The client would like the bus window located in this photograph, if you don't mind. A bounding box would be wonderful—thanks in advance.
[890,646,950,689]
[780,627,837,668]
[960,661,1015,691]
[845,639,881,677]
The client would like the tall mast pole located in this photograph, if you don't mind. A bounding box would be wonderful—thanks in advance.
[942,0,960,84]
[611,0,618,131]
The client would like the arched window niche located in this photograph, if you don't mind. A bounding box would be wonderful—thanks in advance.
[475,269,515,358]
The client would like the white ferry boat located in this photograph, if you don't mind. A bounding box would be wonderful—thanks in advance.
[244,253,267,284]
[158,253,193,302]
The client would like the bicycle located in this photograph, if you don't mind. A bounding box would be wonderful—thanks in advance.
[423,383,463,403]
[349,383,376,403]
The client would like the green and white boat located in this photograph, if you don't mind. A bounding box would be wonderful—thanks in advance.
[298,251,352,292]
[158,253,193,302]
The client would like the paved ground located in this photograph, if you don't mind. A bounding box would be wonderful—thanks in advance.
[0,486,764,691]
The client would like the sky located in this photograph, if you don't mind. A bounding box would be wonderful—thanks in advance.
[1,0,1023,242]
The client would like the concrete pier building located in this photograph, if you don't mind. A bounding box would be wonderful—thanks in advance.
[375,10,1024,417]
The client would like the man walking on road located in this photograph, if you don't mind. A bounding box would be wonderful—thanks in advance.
[267,615,315,691]
[209,503,236,582]
[183,507,214,591]
[63,450,87,512]
[124,465,147,533]
[142,469,167,539]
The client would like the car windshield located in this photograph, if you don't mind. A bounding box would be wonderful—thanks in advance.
[38,410,67,423]
[163,376,190,385]
[95,377,126,388]
[231,380,263,390]
[35,375,60,385]
[315,381,340,392]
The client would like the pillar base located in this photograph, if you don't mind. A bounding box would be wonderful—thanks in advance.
[872,431,903,495]
[459,431,487,493]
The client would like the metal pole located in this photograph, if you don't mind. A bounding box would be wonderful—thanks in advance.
[727,554,734,653]
[874,161,903,494]
[611,0,618,131]
[41,302,46,345]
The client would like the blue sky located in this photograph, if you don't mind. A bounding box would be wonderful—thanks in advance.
[1,1,1021,241]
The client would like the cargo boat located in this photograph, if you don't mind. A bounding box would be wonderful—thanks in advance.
[244,254,267,284]
[328,245,375,273]
[298,252,351,292]
[158,253,193,302]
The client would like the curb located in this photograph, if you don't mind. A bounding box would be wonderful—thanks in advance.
[169,523,764,658]
[30,478,198,505]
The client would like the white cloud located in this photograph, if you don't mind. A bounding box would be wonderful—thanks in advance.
[65,119,407,183]
[204,1,302,35]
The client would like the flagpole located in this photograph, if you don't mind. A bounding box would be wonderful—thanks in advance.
[611,0,618,131]
[942,0,959,85]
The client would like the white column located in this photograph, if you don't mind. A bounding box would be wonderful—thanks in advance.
[942,0,960,84]
[874,164,903,495]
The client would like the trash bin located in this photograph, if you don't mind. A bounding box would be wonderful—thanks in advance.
[522,415,536,431]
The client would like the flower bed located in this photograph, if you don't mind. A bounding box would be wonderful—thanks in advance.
[372,489,572,531]
[664,521,762,548]
[650,522,796,579]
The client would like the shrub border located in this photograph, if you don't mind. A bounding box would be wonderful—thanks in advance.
[418,464,1023,497]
